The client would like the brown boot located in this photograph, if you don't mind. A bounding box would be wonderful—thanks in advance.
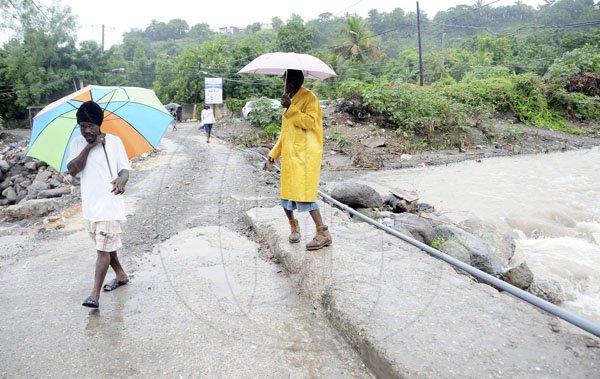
[288,219,300,243]
[306,225,332,250]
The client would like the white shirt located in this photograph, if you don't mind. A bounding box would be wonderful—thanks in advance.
[201,108,216,125]
[67,134,131,222]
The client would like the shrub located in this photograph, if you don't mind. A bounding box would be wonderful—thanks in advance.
[550,89,600,121]
[507,73,569,131]
[248,98,282,128]
[224,98,246,113]
[544,45,600,86]
[339,79,468,133]
[442,77,512,112]
[462,66,511,81]
[261,123,281,140]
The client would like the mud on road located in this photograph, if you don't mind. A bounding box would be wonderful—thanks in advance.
[0,122,372,378]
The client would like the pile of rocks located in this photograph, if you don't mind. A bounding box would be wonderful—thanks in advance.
[0,140,75,215]
[328,181,562,302]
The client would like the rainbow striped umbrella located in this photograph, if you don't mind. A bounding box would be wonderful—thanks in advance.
[27,85,172,172]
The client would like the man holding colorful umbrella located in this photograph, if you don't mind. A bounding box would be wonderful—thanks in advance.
[67,101,131,308]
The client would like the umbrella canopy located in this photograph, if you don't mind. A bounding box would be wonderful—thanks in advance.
[238,52,336,80]
[27,85,172,172]
[164,102,180,111]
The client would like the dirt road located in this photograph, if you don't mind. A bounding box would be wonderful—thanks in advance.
[0,123,371,377]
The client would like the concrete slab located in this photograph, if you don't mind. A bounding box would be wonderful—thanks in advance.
[247,203,600,378]
[0,225,371,377]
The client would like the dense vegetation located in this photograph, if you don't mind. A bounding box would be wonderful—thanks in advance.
[0,0,599,135]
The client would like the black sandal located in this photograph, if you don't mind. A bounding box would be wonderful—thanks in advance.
[82,296,99,308]
[102,278,129,292]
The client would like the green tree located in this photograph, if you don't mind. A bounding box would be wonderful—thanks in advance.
[167,19,189,39]
[188,23,214,42]
[0,0,77,116]
[145,20,170,41]
[276,15,312,52]
[334,16,380,62]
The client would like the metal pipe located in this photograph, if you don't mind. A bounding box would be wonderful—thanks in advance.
[248,148,600,338]
[319,190,600,338]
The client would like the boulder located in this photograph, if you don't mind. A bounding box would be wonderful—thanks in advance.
[331,182,382,209]
[391,223,414,239]
[0,160,9,173]
[529,278,567,304]
[433,224,508,275]
[48,178,62,188]
[385,193,417,213]
[1,178,11,191]
[1,198,60,219]
[37,187,71,199]
[24,161,37,171]
[25,181,51,199]
[2,186,17,203]
[394,213,435,245]
[501,262,534,290]
[438,240,470,265]
[34,170,52,183]
[461,218,516,262]
[361,137,386,148]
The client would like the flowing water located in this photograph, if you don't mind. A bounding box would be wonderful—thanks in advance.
[358,147,600,324]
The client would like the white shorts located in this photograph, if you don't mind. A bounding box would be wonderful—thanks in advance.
[84,220,123,252]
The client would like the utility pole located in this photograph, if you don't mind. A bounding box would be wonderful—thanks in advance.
[441,32,446,79]
[416,2,424,86]
[102,24,105,51]
[194,63,201,104]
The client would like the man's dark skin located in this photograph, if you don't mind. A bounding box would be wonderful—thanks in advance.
[67,121,129,303]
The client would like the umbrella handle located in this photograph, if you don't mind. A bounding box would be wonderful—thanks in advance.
[102,144,113,178]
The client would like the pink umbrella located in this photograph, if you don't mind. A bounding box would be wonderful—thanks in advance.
[238,52,336,80]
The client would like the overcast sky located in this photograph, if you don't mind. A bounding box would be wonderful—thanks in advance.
[2,0,547,47]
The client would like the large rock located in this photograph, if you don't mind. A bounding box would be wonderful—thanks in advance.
[2,186,17,203]
[394,213,435,245]
[361,137,386,148]
[331,182,382,209]
[438,240,470,265]
[461,218,516,262]
[501,262,534,289]
[433,224,509,275]
[36,187,71,199]
[24,161,37,171]
[0,160,9,173]
[24,181,50,199]
[385,193,416,213]
[1,198,60,219]
[34,170,52,183]
[0,178,10,191]
[529,278,567,304]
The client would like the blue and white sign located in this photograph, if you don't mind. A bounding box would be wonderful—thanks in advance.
[204,77,223,104]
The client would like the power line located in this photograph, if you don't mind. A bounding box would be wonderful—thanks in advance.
[500,20,600,36]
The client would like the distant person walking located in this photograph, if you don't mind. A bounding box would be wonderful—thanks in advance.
[200,105,216,143]
[170,107,177,131]
[266,69,332,251]
[67,101,131,309]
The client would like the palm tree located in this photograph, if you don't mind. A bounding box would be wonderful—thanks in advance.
[334,16,380,63]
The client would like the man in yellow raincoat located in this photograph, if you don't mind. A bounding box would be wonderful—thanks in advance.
[267,69,332,250]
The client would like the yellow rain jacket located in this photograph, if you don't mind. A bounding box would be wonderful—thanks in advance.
[268,87,323,202]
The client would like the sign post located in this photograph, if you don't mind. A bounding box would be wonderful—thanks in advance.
[204,78,223,104]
